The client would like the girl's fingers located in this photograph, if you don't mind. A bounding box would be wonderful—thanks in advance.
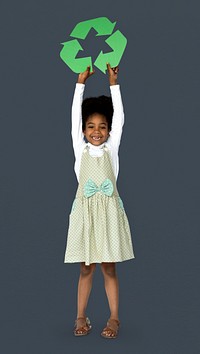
[86,66,91,73]
[106,63,113,73]
[112,66,119,74]
[107,63,119,74]
[87,66,95,74]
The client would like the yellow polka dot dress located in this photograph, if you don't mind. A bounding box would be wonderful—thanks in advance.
[64,145,135,266]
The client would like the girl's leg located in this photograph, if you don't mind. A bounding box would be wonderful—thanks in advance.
[77,262,96,318]
[100,262,119,321]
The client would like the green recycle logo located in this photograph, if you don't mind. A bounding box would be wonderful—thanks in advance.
[60,17,127,74]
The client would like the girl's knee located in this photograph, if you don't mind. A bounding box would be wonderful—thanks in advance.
[101,262,116,277]
[80,263,96,277]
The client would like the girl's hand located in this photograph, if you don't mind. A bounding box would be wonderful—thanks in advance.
[77,66,95,84]
[106,63,119,85]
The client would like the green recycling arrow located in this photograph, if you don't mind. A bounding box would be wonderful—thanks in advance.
[60,17,127,74]
[60,39,92,73]
[94,30,127,73]
[70,17,116,39]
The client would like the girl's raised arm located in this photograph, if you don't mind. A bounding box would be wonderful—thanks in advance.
[71,83,85,157]
[107,64,125,150]
[71,66,94,157]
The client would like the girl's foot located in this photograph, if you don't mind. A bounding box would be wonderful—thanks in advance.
[73,317,92,336]
[101,318,120,339]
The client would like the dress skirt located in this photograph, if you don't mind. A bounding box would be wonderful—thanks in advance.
[64,146,135,266]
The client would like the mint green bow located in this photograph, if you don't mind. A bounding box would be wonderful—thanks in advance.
[84,178,114,198]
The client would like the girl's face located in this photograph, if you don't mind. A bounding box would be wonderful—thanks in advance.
[83,114,109,146]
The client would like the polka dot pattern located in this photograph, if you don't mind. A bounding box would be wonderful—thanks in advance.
[64,146,135,266]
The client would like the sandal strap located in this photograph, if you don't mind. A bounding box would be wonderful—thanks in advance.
[74,317,91,328]
[101,318,120,338]
[107,318,120,331]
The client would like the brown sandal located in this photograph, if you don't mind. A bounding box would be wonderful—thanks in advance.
[73,317,92,336]
[101,318,120,339]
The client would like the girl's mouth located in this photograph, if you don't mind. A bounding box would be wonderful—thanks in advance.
[92,136,101,141]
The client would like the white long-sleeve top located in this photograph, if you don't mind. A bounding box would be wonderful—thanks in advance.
[71,83,124,182]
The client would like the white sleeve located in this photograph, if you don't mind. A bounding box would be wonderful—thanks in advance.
[108,84,124,151]
[71,83,85,158]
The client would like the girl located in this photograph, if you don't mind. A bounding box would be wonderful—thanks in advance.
[64,64,135,338]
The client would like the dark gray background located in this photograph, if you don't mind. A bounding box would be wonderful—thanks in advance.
[1,0,200,353]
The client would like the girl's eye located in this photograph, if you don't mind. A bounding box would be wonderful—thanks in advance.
[87,125,107,129]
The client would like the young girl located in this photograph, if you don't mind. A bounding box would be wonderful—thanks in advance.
[64,64,135,338]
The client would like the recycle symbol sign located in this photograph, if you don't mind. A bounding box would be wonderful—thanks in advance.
[60,17,127,74]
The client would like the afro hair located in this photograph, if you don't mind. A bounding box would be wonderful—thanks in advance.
[82,95,113,131]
